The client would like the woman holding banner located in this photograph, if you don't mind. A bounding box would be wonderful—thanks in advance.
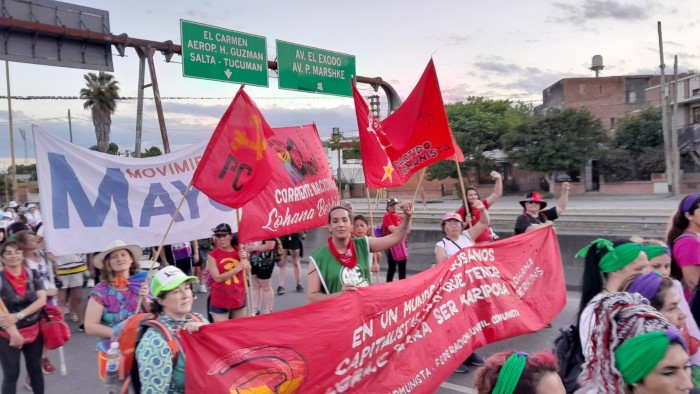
[307,202,413,304]
[434,203,490,265]
[84,240,150,380]
[207,223,250,321]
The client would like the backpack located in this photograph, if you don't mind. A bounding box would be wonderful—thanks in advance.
[110,313,203,393]
[554,324,584,394]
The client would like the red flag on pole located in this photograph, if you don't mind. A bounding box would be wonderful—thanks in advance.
[352,80,406,188]
[379,59,463,181]
[192,87,276,208]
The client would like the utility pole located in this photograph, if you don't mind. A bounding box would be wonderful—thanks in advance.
[672,55,680,196]
[67,109,73,143]
[134,47,146,158]
[332,127,343,197]
[5,61,17,195]
[658,21,672,194]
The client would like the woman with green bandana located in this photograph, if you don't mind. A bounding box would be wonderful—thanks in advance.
[474,350,565,394]
[576,239,650,359]
[615,329,693,394]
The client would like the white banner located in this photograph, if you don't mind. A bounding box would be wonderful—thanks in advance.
[33,125,238,255]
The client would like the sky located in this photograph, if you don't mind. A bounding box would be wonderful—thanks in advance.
[0,0,698,165]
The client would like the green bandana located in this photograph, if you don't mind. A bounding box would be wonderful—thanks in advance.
[576,240,643,273]
[643,245,667,260]
[615,331,670,384]
[492,353,527,394]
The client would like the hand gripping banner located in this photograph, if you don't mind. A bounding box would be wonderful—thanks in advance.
[181,227,566,393]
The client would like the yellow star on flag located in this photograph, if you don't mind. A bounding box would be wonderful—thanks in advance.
[381,160,395,182]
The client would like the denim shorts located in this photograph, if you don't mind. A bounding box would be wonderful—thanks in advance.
[209,296,247,314]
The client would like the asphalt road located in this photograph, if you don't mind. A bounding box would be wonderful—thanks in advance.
[0,260,578,394]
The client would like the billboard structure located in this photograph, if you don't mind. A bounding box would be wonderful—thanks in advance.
[0,0,113,71]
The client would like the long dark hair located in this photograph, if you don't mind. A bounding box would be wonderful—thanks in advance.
[577,239,634,320]
[667,194,700,280]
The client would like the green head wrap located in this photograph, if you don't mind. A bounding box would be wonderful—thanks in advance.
[643,245,668,260]
[575,240,644,273]
[615,331,675,384]
[492,352,528,394]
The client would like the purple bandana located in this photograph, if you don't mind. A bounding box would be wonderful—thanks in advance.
[627,272,663,301]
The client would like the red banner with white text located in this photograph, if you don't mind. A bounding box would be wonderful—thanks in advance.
[182,228,566,393]
[238,124,338,243]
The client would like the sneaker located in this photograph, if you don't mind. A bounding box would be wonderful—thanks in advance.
[41,358,55,375]
[296,284,305,293]
[262,310,272,314]
[277,286,285,295]
[454,364,469,373]
[23,376,32,391]
[199,283,208,293]
[78,324,85,332]
[465,353,485,366]
[86,279,95,288]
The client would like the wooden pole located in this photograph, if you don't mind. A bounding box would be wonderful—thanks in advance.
[412,169,426,203]
[136,182,193,312]
[366,188,380,284]
[236,209,252,317]
[671,55,680,196]
[454,154,469,214]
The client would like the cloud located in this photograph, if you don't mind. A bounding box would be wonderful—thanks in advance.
[474,61,523,74]
[552,0,650,25]
[441,83,472,102]
[445,35,471,46]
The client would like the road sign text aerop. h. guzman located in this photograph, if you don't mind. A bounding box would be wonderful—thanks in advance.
[181,20,268,86]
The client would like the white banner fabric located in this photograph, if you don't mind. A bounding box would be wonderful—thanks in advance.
[33,125,239,255]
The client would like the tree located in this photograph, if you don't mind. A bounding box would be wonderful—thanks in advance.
[80,72,120,153]
[141,146,163,157]
[8,164,37,181]
[90,143,119,155]
[600,107,664,181]
[501,108,609,193]
[427,97,530,183]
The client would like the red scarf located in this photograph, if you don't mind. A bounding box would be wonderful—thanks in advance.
[327,237,357,269]
[4,268,27,297]
[114,275,130,289]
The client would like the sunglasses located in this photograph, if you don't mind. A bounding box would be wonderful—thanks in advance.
[213,234,230,238]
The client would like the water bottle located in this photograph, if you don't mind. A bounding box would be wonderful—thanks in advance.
[104,341,121,394]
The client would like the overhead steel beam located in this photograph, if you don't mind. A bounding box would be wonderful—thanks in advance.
[0,17,403,110]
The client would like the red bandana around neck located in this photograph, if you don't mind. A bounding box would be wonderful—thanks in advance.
[327,237,357,269]
[4,268,28,297]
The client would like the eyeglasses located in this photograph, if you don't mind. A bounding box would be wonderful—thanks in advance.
[214,234,229,238]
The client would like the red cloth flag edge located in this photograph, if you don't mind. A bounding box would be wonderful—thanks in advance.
[352,79,406,188]
[191,86,276,208]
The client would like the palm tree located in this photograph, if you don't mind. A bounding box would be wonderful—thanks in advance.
[80,72,120,152]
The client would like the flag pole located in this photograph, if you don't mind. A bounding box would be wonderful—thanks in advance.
[412,169,426,203]
[236,208,252,317]
[366,187,380,284]
[136,182,193,312]
[454,154,471,226]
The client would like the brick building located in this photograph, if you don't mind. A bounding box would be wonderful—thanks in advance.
[535,75,665,131]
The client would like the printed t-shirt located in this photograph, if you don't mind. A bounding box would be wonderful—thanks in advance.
[209,248,244,309]
[89,281,140,353]
[309,237,371,294]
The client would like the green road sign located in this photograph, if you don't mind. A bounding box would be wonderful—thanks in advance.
[180,20,268,86]
[276,41,355,97]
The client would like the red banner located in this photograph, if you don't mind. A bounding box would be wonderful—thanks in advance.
[238,124,338,243]
[182,228,566,393]
[380,59,464,180]
[192,87,277,208]
[352,80,406,188]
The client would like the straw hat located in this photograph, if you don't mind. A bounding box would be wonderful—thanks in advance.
[93,240,142,269]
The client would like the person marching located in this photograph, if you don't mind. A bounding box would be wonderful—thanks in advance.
[207,224,250,321]
[383,198,409,282]
[307,202,413,304]
[514,183,570,235]
[456,171,503,243]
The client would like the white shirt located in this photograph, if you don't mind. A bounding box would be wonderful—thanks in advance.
[435,230,474,258]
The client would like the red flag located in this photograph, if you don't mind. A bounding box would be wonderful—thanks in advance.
[191,87,276,208]
[380,59,463,179]
[182,228,566,393]
[238,124,338,244]
[352,80,406,188]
